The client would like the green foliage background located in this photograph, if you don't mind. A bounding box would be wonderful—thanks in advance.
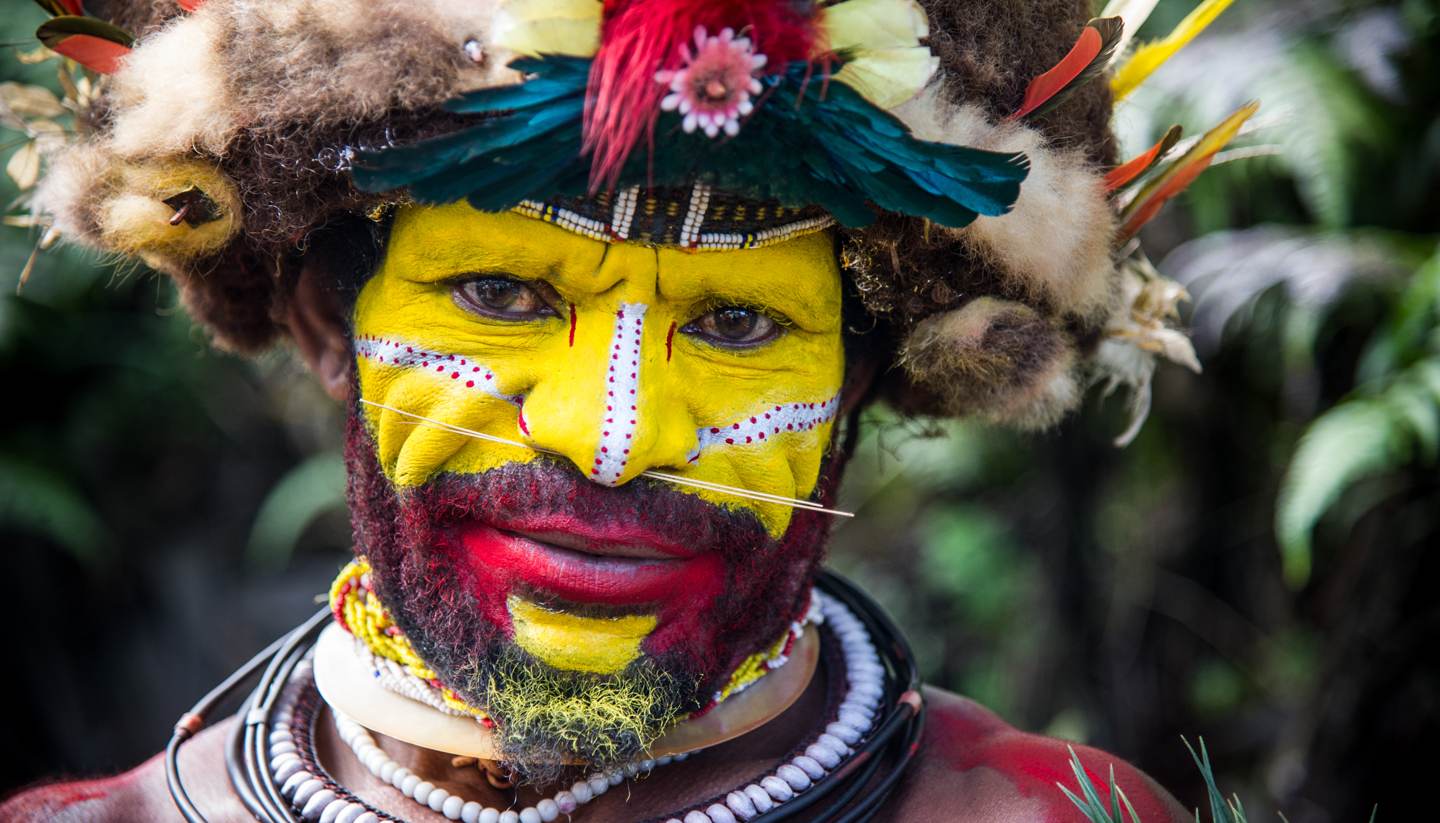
[2,0,1437,819]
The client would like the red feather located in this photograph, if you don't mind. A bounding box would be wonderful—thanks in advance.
[1104,125,1182,193]
[1010,17,1123,121]
[50,33,130,74]
[583,0,822,191]
[178,0,206,11]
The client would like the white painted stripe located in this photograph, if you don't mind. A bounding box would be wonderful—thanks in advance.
[688,393,842,463]
[354,335,521,406]
[591,303,648,486]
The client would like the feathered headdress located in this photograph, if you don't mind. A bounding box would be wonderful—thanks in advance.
[13,0,1255,438]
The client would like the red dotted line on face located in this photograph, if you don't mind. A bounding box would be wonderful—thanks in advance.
[686,393,842,463]
[354,335,522,407]
[592,305,646,485]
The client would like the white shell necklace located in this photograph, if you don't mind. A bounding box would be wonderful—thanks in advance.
[269,589,882,822]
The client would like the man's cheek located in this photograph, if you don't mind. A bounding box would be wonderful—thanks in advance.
[674,372,843,536]
[354,336,540,486]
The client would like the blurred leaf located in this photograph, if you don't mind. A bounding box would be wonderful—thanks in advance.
[1274,44,1391,228]
[1163,227,1422,351]
[0,455,107,564]
[1190,659,1245,716]
[918,506,1022,624]
[1358,242,1440,381]
[244,451,346,570]
[1276,355,1440,587]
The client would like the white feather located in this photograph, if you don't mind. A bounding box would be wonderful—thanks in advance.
[1099,0,1161,67]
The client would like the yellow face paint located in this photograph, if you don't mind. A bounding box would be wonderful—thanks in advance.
[507,596,658,674]
[353,202,845,539]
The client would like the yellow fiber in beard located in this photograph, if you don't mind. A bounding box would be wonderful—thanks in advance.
[508,596,657,674]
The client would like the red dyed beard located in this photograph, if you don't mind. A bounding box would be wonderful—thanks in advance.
[343,405,841,768]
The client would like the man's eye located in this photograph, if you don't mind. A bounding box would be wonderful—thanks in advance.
[682,307,782,348]
[453,277,559,320]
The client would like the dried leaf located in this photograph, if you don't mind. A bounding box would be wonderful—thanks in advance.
[74,74,95,107]
[0,82,65,118]
[6,142,42,191]
[16,46,58,65]
[3,214,49,228]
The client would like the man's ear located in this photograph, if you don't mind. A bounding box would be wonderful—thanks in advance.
[283,258,353,403]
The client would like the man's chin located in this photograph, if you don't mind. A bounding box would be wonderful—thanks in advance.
[467,643,693,783]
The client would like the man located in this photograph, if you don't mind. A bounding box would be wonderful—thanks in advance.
[3,0,1240,819]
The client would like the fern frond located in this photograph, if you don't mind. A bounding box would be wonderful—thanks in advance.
[1276,245,1440,587]
[1276,354,1440,587]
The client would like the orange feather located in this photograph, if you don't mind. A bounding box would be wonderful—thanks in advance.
[1104,125,1183,193]
[1118,102,1259,241]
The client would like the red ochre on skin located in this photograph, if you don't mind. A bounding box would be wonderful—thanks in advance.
[909,691,1189,822]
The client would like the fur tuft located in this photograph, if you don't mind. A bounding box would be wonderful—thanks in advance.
[33,142,116,248]
[98,159,241,266]
[892,92,1118,324]
[899,297,1082,429]
[108,12,234,158]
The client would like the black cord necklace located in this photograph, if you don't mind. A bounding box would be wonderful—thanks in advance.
[165,571,923,822]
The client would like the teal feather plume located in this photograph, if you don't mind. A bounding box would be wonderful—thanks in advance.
[352,57,1029,230]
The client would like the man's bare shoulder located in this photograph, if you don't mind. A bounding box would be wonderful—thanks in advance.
[881,686,1190,823]
[0,717,249,823]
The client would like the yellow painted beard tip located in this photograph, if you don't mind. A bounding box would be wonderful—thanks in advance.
[507,595,658,675]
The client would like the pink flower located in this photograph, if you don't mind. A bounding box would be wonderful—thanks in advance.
[656,26,768,138]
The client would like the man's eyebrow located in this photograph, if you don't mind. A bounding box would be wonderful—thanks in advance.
[397,243,552,276]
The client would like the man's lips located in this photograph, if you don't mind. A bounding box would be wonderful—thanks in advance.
[454,520,725,606]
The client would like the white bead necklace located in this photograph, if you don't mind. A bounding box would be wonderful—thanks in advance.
[332,710,689,823]
[270,589,881,822]
[660,590,883,823]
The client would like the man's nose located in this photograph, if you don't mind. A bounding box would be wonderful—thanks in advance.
[519,302,696,486]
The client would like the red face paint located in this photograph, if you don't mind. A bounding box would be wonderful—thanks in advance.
[666,320,677,362]
[345,407,842,708]
[568,304,578,347]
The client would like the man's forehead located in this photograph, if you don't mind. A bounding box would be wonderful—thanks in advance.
[383,204,840,310]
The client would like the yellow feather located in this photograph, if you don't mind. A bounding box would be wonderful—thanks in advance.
[1111,0,1238,101]
[822,0,938,108]
[491,0,601,58]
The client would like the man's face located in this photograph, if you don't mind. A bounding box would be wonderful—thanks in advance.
[344,203,845,768]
